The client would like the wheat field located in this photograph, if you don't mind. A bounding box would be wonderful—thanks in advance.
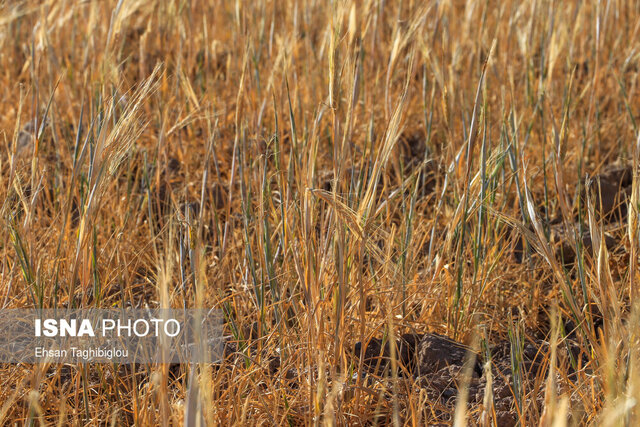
[1,0,640,425]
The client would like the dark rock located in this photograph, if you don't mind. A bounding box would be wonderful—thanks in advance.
[351,330,583,425]
[167,157,181,173]
[415,333,480,377]
[513,221,618,266]
[318,166,378,195]
[353,336,390,375]
[584,163,633,222]
[547,222,618,265]
[354,333,479,379]
[399,130,428,163]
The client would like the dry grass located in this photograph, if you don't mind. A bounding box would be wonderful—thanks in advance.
[1,0,640,425]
